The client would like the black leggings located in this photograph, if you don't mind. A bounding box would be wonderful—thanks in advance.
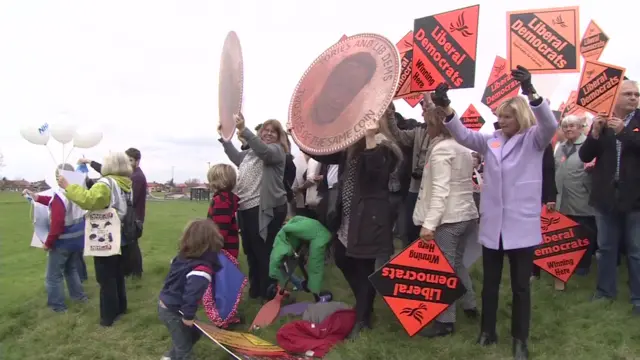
[238,204,287,299]
[334,240,376,325]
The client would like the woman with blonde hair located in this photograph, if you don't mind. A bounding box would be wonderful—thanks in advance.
[218,114,288,300]
[412,106,479,338]
[438,65,557,360]
[57,152,134,327]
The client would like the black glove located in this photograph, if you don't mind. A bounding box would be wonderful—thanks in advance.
[511,65,536,95]
[430,83,451,108]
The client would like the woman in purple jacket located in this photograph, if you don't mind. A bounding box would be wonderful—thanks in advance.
[435,66,557,360]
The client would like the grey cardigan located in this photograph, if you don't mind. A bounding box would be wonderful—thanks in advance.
[387,115,430,193]
[221,127,287,240]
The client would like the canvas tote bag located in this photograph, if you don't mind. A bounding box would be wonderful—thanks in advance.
[83,178,123,257]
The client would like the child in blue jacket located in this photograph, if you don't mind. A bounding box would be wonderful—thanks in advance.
[158,219,224,360]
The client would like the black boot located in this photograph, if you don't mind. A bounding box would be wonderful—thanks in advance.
[476,332,498,346]
[419,321,454,338]
[464,308,479,319]
[513,338,529,360]
[347,321,368,340]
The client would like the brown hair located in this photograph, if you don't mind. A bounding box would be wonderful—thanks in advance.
[424,107,451,137]
[260,119,290,154]
[207,163,237,193]
[179,219,223,258]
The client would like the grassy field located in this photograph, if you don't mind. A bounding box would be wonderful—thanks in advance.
[1,191,639,359]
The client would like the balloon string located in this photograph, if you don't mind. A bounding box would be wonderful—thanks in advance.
[44,145,57,165]
[63,146,75,165]
[61,143,65,167]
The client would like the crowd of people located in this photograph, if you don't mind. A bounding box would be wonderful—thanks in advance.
[25,65,640,360]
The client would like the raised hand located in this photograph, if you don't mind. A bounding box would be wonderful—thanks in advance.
[511,65,536,95]
[430,83,451,108]
[234,112,246,132]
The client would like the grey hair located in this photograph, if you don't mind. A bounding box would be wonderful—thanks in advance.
[101,152,133,177]
[560,114,584,128]
[57,163,75,171]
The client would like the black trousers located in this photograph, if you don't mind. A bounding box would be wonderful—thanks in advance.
[94,255,127,325]
[238,204,287,299]
[404,191,419,248]
[334,240,376,325]
[481,240,534,341]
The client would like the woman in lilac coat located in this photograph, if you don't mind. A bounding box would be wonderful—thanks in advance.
[434,66,557,360]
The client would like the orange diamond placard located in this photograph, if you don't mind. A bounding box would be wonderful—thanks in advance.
[535,207,593,283]
[411,4,480,92]
[369,239,466,337]
[460,104,485,131]
[394,30,423,108]
[580,20,608,61]
[481,56,520,112]
[575,60,626,117]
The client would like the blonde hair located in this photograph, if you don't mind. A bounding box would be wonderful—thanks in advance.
[260,119,290,154]
[424,107,451,138]
[101,152,133,177]
[207,164,237,193]
[495,96,537,133]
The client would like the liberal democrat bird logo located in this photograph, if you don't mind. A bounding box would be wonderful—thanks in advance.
[493,64,505,77]
[449,12,474,37]
[552,15,568,28]
[400,304,428,324]
[586,69,595,79]
[541,215,561,232]
[403,40,412,49]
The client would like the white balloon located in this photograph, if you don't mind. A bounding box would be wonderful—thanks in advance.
[73,128,103,149]
[50,123,77,144]
[20,123,50,145]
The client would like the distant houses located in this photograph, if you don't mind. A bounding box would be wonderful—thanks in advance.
[0,179,50,192]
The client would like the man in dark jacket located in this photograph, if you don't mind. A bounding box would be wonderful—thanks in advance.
[579,80,640,314]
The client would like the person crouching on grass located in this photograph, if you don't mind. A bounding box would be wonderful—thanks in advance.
[158,219,224,360]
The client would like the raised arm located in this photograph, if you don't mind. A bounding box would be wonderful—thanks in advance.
[443,111,491,154]
[386,111,418,147]
[529,97,558,151]
[218,139,246,167]
[432,83,490,154]
[240,127,285,166]
[421,146,452,231]
[579,121,605,163]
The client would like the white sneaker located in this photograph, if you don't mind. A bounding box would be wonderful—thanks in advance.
[160,356,171,360]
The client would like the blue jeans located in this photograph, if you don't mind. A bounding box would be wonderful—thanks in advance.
[45,248,87,311]
[595,210,640,305]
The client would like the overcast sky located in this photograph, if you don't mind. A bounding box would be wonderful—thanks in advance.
[0,0,636,183]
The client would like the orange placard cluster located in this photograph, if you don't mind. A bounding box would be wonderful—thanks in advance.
[410,5,480,92]
[580,20,608,61]
[460,104,485,131]
[560,91,586,118]
[369,240,466,336]
[481,56,520,112]
[535,207,593,283]
[506,6,580,74]
[575,60,626,117]
[394,31,423,108]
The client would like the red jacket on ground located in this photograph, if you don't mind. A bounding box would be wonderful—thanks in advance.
[276,309,356,358]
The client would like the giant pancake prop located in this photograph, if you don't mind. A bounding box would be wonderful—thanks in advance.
[288,33,401,155]
[219,31,244,142]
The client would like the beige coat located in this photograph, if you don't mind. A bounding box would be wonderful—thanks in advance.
[413,138,479,230]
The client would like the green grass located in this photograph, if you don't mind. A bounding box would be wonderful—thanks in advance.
[1,191,639,359]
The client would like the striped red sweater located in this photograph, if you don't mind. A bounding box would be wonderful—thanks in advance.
[207,191,240,259]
